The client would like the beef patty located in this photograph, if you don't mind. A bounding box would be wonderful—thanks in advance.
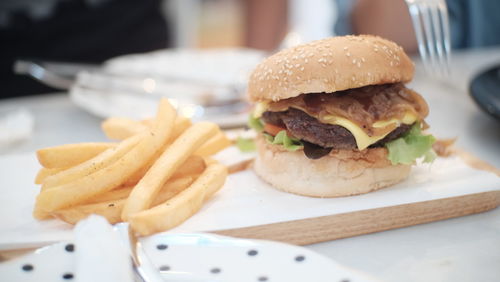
[261,108,411,150]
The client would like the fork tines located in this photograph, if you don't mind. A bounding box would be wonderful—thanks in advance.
[405,0,451,76]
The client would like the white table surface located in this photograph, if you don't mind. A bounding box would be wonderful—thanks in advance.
[1,47,499,282]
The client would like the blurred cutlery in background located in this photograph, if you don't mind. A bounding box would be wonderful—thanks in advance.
[14,49,265,128]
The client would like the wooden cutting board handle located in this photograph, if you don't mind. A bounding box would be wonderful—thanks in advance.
[213,190,500,245]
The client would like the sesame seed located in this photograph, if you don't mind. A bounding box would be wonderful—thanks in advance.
[346,52,351,57]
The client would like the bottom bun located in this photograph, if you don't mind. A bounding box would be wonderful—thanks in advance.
[253,136,410,197]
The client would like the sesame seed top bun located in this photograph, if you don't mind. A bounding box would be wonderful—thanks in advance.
[247,35,414,102]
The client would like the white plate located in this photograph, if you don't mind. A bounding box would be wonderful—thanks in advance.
[0,233,378,282]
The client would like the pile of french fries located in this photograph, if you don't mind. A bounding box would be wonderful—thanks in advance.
[33,99,232,236]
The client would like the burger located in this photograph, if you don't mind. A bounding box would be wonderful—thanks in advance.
[247,35,436,197]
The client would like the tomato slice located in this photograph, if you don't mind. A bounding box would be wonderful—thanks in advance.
[264,123,287,137]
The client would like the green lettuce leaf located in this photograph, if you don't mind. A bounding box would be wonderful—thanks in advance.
[248,115,264,132]
[235,137,256,152]
[264,131,303,151]
[385,123,436,165]
[248,114,303,151]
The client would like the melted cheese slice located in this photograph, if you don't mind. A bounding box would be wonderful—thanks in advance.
[253,103,417,150]
[372,112,417,128]
[323,113,417,150]
[253,102,269,118]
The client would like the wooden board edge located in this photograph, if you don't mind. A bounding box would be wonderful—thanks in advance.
[211,190,500,245]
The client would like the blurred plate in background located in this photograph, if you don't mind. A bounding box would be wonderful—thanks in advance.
[70,48,265,128]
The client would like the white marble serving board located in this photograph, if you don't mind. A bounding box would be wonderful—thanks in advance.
[0,147,498,250]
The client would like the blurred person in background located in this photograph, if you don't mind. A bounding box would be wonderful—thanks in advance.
[0,0,170,98]
[244,0,288,51]
[246,0,500,53]
[337,0,500,53]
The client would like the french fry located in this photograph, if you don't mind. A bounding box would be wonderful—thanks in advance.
[84,186,133,204]
[102,115,191,141]
[41,134,143,190]
[52,199,126,225]
[129,163,227,236]
[203,157,218,166]
[140,119,154,127]
[101,117,148,140]
[121,122,218,220]
[52,176,195,225]
[37,115,188,179]
[37,142,116,169]
[151,176,195,206]
[121,148,164,187]
[123,154,206,187]
[35,167,65,184]
[194,130,232,157]
[120,115,192,186]
[34,99,176,217]
[170,116,191,141]
[171,155,206,179]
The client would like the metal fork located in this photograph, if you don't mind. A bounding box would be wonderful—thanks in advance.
[115,223,166,282]
[115,223,209,282]
[405,0,451,76]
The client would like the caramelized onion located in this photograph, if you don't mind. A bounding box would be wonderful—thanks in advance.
[267,83,428,136]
